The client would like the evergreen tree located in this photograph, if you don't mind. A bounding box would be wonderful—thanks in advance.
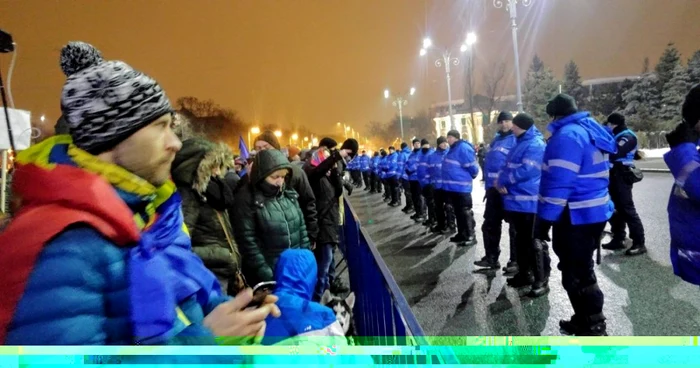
[655,43,682,90]
[688,50,700,86]
[622,73,661,132]
[658,63,692,128]
[523,55,560,130]
[563,60,586,110]
[589,79,634,117]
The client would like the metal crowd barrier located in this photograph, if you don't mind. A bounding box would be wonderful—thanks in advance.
[340,198,459,364]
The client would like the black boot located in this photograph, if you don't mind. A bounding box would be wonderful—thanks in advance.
[625,243,647,256]
[474,256,500,270]
[463,235,477,247]
[450,234,467,243]
[507,272,534,288]
[602,238,626,251]
[502,261,518,275]
[528,239,551,298]
[559,314,607,336]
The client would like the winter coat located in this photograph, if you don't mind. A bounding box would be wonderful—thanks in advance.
[497,126,546,214]
[232,150,311,287]
[610,126,639,166]
[379,155,389,179]
[398,146,412,180]
[484,131,517,189]
[303,149,346,245]
[383,151,400,179]
[236,156,318,242]
[428,147,449,189]
[357,154,371,172]
[441,140,479,193]
[171,139,241,291]
[371,155,381,174]
[417,148,435,187]
[224,169,240,194]
[1,137,233,363]
[664,143,700,286]
[538,112,617,225]
[262,249,344,345]
[406,149,421,181]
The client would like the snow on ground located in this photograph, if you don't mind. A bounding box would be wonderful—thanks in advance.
[640,148,670,158]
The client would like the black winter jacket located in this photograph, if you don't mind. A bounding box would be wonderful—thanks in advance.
[303,149,345,245]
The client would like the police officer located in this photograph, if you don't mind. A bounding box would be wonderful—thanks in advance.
[602,112,646,256]
[418,139,436,226]
[664,84,700,286]
[385,146,401,207]
[379,149,390,201]
[358,150,372,190]
[475,111,518,273]
[430,136,452,233]
[369,151,381,193]
[494,113,548,297]
[536,94,617,336]
[406,139,425,220]
[398,142,414,213]
[442,130,479,246]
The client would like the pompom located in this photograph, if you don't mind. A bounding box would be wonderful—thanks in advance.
[59,41,103,76]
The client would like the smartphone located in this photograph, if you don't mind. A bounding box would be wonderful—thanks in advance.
[246,281,276,309]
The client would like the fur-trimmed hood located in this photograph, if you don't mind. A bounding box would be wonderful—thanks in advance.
[171,138,234,194]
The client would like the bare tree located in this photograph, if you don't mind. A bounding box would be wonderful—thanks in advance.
[476,62,508,140]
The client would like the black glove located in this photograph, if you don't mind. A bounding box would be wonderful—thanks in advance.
[666,122,699,148]
[534,217,552,242]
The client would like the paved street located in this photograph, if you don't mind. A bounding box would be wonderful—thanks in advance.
[635,158,669,171]
[347,173,700,336]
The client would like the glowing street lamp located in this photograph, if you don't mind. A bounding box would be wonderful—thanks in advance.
[493,0,532,112]
[274,130,282,138]
[40,115,45,122]
[384,87,416,142]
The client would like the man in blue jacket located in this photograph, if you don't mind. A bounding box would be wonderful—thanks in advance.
[370,151,382,194]
[418,140,436,226]
[664,84,700,287]
[476,111,519,273]
[443,130,480,246]
[535,94,617,336]
[495,114,548,297]
[358,150,372,190]
[405,139,424,218]
[430,137,453,233]
[398,142,415,213]
[379,149,390,201]
[385,146,402,207]
[601,112,646,256]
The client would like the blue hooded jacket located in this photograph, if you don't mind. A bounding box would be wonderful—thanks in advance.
[384,150,400,179]
[398,146,412,180]
[357,154,371,172]
[538,112,617,225]
[664,143,700,286]
[498,126,546,214]
[441,140,479,193]
[418,148,436,187]
[406,149,421,181]
[371,154,381,175]
[485,131,517,189]
[428,147,449,189]
[379,154,388,179]
[262,249,342,345]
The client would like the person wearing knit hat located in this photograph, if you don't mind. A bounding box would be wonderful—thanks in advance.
[602,112,646,256]
[417,138,436,226]
[288,146,302,162]
[0,42,279,355]
[546,94,578,119]
[494,113,549,297]
[357,149,372,190]
[443,130,479,246]
[536,91,617,336]
[384,145,402,207]
[319,137,338,150]
[396,141,414,212]
[251,131,318,246]
[405,138,423,217]
[663,83,700,288]
[431,136,454,234]
[475,110,518,273]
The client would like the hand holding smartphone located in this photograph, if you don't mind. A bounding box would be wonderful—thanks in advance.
[246,281,276,309]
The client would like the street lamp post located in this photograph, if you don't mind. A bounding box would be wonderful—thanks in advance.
[384,87,416,142]
[421,38,463,130]
[493,0,532,113]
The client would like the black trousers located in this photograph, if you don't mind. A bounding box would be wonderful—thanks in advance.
[448,191,476,238]
[506,211,535,275]
[362,171,371,188]
[388,177,400,203]
[482,188,517,262]
[609,166,645,245]
[434,189,455,229]
[409,180,424,216]
[553,208,606,324]
[422,184,436,223]
[401,179,414,209]
[382,179,390,198]
[372,173,382,192]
